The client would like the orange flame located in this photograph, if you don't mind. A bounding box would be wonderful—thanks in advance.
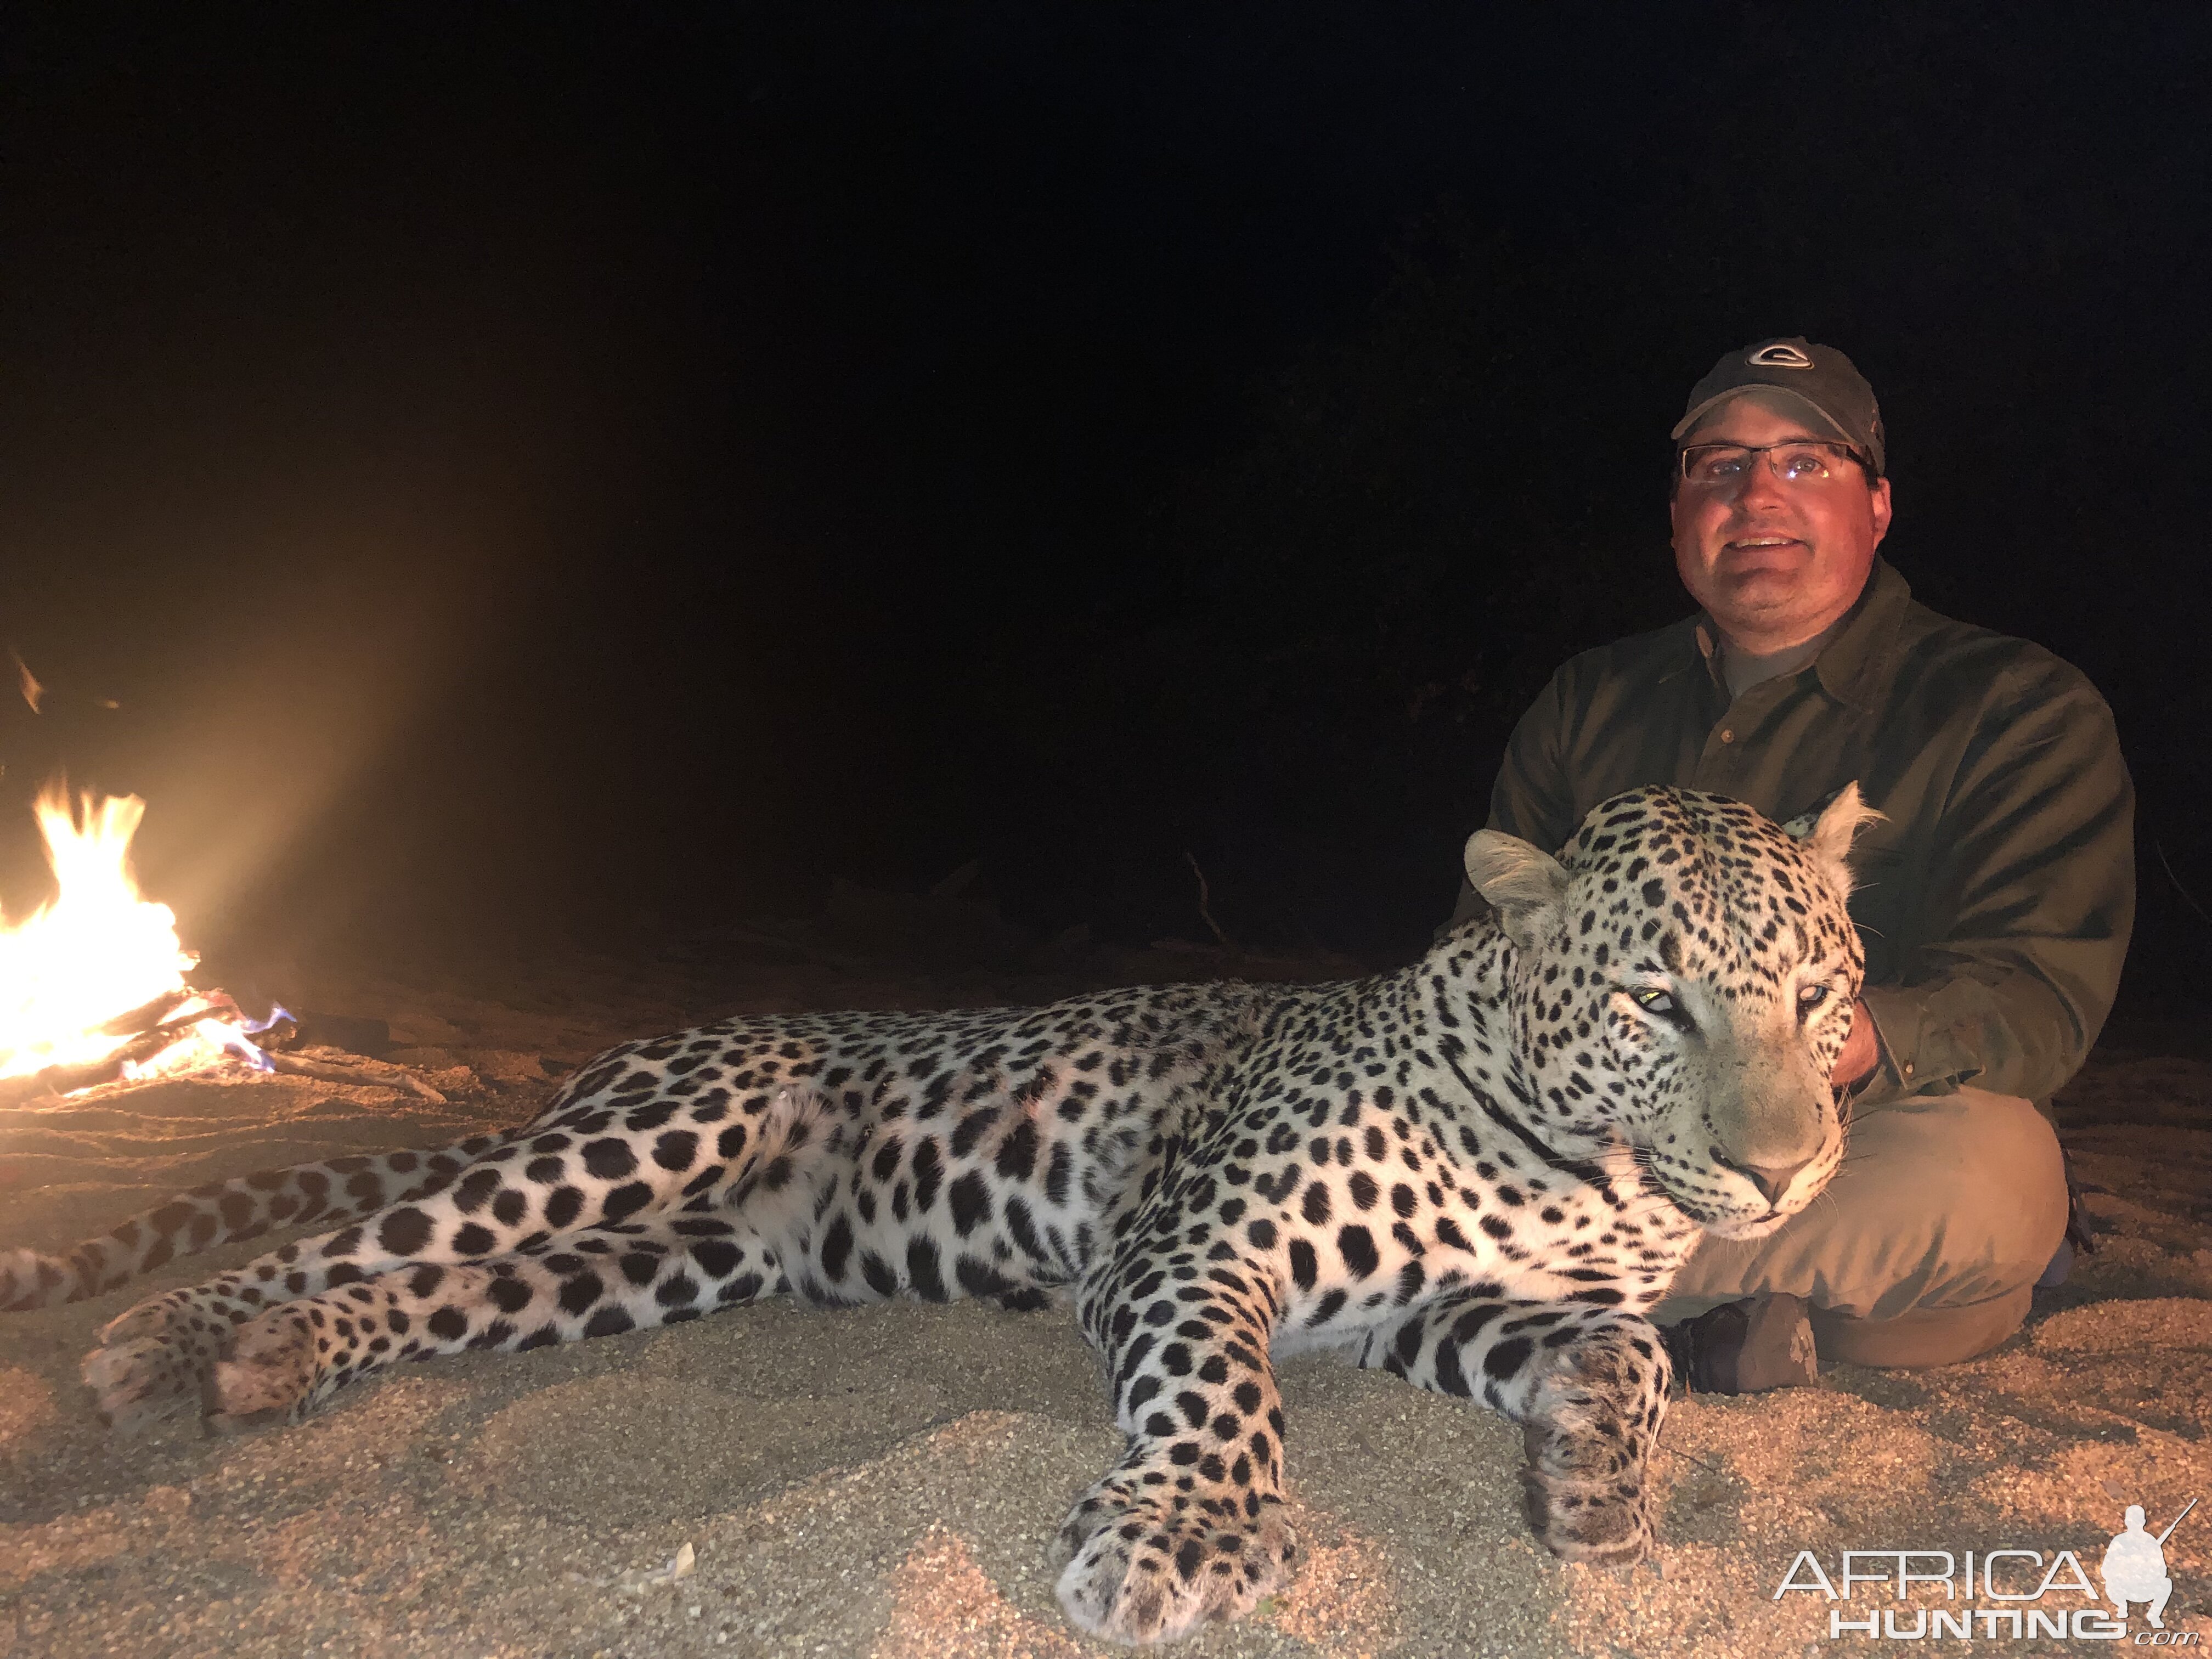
[0,788,259,1082]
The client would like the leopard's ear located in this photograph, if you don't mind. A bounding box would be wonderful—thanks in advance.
[1791,781,1883,902]
[1464,830,1570,951]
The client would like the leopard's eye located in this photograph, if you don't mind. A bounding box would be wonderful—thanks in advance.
[1632,988,1675,1015]
[1797,985,1831,1009]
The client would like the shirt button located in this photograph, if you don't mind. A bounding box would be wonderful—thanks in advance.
[1719,729,1735,743]
[1903,1062,1915,1077]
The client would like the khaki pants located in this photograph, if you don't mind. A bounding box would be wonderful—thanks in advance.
[1651,1088,2068,1367]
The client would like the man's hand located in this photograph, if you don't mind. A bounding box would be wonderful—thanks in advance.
[1833,998,1881,1090]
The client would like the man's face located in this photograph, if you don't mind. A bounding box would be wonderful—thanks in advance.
[1669,393,1893,649]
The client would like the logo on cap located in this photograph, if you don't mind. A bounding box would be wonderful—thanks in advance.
[1747,343,1815,370]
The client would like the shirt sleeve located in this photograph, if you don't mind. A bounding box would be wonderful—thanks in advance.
[1442,664,1584,932]
[1853,659,2135,1108]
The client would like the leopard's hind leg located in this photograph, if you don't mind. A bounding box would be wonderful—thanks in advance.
[206,1215,790,1427]
[0,1134,509,1312]
[81,1087,821,1431]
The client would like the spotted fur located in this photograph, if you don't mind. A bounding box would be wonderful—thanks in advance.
[4,784,1872,1644]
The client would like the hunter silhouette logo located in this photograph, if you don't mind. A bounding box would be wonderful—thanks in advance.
[1747,342,1816,369]
[2104,1499,2194,1631]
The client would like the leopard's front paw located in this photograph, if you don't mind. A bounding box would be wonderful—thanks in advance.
[1517,1321,1666,1566]
[1520,1419,1652,1565]
[1052,1480,1296,1645]
[1522,1459,1651,1565]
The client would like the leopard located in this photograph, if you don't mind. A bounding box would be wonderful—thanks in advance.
[1,782,1875,1645]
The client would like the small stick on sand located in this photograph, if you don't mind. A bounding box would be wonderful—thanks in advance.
[264,1053,449,1104]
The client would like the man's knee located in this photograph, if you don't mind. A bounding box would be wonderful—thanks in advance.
[1798,1089,2065,1362]
[1842,1088,2067,1282]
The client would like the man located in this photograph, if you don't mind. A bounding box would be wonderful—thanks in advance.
[1450,337,2133,1391]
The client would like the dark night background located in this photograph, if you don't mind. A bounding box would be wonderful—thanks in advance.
[2,5,2206,1016]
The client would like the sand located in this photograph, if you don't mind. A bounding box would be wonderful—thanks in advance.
[2,944,2207,1657]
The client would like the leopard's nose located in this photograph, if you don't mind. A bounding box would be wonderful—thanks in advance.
[1741,1159,1811,1206]
[1713,1150,1812,1206]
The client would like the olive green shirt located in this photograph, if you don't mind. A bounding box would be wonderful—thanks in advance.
[1450,557,2135,1111]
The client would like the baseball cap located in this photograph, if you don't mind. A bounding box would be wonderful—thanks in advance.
[1672,337,1886,476]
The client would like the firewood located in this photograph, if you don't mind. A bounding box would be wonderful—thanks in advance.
[94,988,195,1037]
[0,990,431,1109]
[263,1052,448,1104]
[2,998,273,1108]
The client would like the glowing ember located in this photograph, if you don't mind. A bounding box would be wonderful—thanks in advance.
[0,786,275,1085]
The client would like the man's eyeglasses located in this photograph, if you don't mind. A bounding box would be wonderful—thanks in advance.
[1678,440,1872,489]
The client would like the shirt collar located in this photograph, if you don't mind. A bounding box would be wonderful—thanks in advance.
[1689,556,1910,712]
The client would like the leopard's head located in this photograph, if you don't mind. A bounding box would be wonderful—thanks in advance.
[1465,785,1876,1240]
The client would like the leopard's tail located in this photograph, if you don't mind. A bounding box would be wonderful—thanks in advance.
[0,1133,511,1312]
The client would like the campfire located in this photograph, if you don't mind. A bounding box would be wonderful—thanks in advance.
[0,785,292,1106]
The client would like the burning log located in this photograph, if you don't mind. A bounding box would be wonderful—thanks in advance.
[1,1012,448,1110]
[94,988,195,1036]
[2,1028,179,1107]
[0,991,278,1109]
